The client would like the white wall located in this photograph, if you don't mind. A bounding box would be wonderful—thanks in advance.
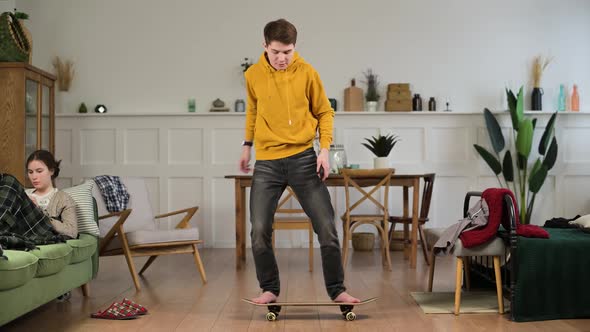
[0,0,15,13]
[17,0,590,115]
[56,112,590,248]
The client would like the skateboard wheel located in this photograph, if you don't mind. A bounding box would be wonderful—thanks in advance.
[266,312,277,321]
[345,311,356,321]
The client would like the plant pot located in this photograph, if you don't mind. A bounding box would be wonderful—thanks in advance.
[373,157,389,169]
[352,232,374,251]
[366,101,378,112]
[531,87,543,111]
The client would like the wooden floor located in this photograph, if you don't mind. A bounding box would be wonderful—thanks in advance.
[4,249,589,332]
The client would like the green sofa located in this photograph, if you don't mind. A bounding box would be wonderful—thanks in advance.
[0,201,99,326]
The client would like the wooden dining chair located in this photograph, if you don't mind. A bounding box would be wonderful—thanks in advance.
[388,173,435,265]
[340,168,395,271]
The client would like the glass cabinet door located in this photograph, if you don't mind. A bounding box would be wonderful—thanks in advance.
[25,79,38,158]
[41,84,50,151]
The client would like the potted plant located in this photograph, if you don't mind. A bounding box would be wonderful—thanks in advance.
[241,57,253,73]
[363,69,380,112]
[362,133,400,168]
[474,87,558,224]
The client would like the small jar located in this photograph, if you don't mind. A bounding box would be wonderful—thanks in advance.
[412,94,423,111]
[188,98,196,112]
[428,97,436,111]
[235,99,245,112]
[329,144,348,174]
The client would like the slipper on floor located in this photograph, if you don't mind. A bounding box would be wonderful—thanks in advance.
[90,302,140,320]
[121,298,148,315]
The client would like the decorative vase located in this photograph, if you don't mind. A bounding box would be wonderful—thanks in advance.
[373,157,389,169]
[531,87,543,111]
[366,101,378,112]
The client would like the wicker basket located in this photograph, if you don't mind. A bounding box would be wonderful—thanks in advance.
[389,230,406,251]
[352,232,375,251]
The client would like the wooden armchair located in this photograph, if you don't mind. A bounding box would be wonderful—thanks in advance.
[93,177,206,291]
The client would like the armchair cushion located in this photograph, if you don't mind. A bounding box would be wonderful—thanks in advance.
[424,227,505,256]
[93,177,156,238]
[102,228,200,251]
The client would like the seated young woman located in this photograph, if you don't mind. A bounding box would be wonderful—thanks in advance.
[0,150,78,243]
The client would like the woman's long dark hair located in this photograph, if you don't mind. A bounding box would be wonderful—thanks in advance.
[26,150,61,185]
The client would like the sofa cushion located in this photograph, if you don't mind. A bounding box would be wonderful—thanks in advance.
[571,214,590,229]
[30,243,72,277]
[0,250,38,290]
[67,234,97,264]
[63,180,100,236]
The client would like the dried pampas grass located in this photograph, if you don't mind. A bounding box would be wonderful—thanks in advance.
[532,55,553,88]
[52,56,75,91]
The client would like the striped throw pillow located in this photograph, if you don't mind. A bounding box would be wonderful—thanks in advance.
[62,180,99,236]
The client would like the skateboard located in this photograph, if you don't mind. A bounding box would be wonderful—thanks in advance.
[242,297,377,321]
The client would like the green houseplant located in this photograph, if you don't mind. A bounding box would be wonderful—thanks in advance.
[363,69,380,112]
[474,87,558,224]
[362,133,400,168]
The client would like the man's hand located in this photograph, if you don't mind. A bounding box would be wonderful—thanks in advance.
[317,148,330,181]
[239,146,252,173]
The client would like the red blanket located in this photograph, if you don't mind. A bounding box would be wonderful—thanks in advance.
[459,188,549,248]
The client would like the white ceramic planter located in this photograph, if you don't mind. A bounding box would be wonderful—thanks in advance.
[366,101,378,112]
[373,157,389,169]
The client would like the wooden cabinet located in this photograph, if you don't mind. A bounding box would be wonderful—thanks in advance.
[0,63,56,184]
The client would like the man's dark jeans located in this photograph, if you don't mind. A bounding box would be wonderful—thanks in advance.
[250,148,345,300]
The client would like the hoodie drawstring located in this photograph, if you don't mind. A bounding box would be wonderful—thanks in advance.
[267,67,293,126]
[286,72,292,126]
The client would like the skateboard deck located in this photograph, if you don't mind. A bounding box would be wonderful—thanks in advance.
[242,297,377,321]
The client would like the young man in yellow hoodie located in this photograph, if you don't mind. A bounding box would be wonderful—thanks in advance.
[239,18,359,305]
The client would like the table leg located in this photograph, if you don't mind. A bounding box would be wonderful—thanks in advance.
[410,178,420,268]
[235,180,246,268]
[403,187,409,260]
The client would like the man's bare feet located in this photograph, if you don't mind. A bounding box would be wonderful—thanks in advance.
[251,291,277,304]
[334,292,360,303]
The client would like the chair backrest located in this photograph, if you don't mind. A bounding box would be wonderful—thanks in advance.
[420,173,436,220]
[92,177,155,237]
[275,187,305,216]
[341,168,394,217]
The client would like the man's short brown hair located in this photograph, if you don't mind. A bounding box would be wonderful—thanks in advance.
[264,19,297,45]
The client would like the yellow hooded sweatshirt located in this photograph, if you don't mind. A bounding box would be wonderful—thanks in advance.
[244,51,334,160]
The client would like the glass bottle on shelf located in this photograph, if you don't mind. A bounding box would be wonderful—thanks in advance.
[558,84,566,112]
[328,144,348,174]
[571,84,579,112]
